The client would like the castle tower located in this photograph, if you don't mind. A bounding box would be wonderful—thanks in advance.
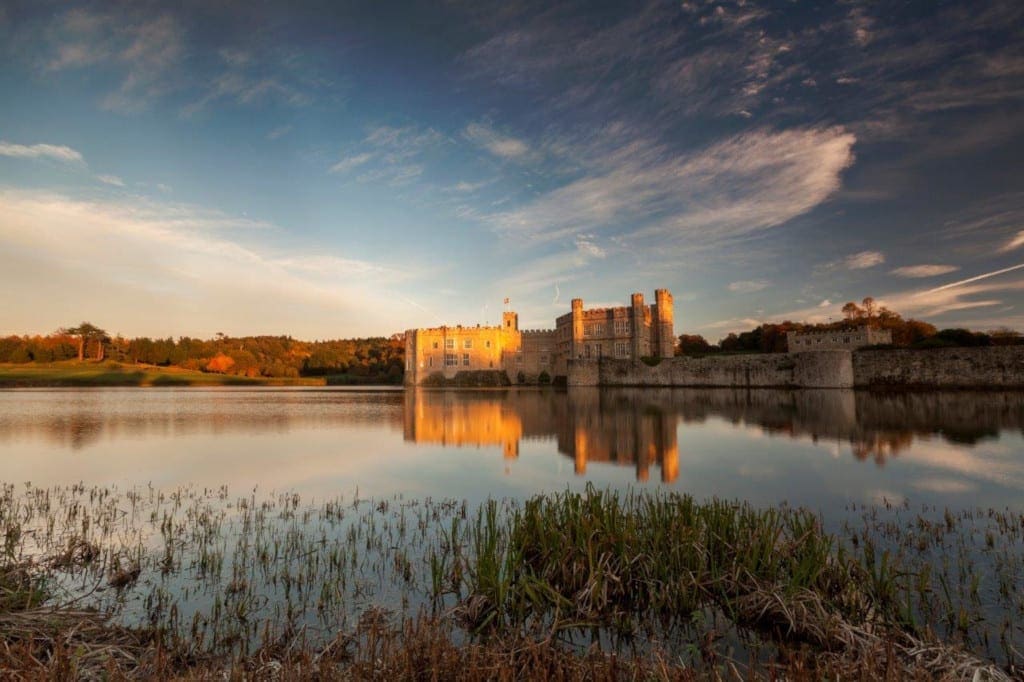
[654,288,675,358]
[630,292,645,359]
[570,298,584,359]
[500,311,520,374]
[502,311,518,332]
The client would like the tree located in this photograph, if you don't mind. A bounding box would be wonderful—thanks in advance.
[61,322,107,362]
[841,302,863,321]
[861,296,876,319]
[205,353,236,373]
[677,334,714,355]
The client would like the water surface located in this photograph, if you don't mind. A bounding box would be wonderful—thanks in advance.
[2,386,1022,514]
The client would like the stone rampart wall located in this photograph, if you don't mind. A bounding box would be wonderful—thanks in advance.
[852,346,1024,388]
[570,350,853,388]
[568,346,1024,389]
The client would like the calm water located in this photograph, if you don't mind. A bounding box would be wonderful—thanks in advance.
[1,386,1022,515]
[4,386,1024,664]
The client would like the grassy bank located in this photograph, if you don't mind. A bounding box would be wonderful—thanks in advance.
[0,361,327,387]
[0,484,1018,679]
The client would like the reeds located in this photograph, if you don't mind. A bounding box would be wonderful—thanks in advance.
[0,481,1020,679]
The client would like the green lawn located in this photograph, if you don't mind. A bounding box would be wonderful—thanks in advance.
[0,361,326,387]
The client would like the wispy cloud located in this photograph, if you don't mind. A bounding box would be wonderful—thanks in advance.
[446,179,493,193]
[488,126,855,253]
[574,234,607,259]
[266,125,293,140]
[463,122,530,160]
[95,174,124,187]
[891,264,959,278]
[0,189,418,337]
[329,153,373,174]
[821,251,885,271]
[1001,231,1024,253]
[728,280,770,293]
[37,9,334,115]
[37,8,185,112]
[0,141,84,164]
[330,124,445,185]
[181,48,317,117]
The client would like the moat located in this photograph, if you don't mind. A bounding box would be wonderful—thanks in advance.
[3,386,1024,674]
[2,386,1022,514]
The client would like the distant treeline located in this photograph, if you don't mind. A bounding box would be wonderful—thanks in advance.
[0,329,406,384]
[681,297,1023,355]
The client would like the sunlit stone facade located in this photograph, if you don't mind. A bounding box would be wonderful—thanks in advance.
[403,289,675,385]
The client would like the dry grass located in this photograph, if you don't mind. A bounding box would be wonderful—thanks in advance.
[0,607,1012,681]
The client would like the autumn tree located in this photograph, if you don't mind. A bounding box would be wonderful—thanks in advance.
[841,301,863,321]
[61,322,107,362]
[205,353,236,373]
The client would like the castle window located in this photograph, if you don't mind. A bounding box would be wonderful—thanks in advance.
[432,341,438,349]
[464,339,472,349]
[516,350,523,364]
[485,340,491,348]
[445,353,457,366]
[615,342,628,358]
[445,338,455,349]
[540,354,548,365]
[462,353,470,366]
[429,357,433,367]
[614,320,630,335]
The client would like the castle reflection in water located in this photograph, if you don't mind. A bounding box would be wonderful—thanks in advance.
[3,388,1023,485]
[403,388,1024,482]
[403,389,680,482]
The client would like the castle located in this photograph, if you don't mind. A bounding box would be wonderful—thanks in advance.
[404,289,675,385]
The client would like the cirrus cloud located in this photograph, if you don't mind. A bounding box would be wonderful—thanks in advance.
[0,141,84,164]
[728,280,770,293]
[891,264,959,278]
[489,126,856,253]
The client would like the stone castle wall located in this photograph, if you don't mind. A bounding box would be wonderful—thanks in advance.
[852,346,1024,388]
[568,346,1024,389]
[570,350,853,388]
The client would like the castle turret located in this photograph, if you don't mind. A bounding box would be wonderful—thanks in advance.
[570,298,584,359]
[654,288,674,358]
[630,292,645,359]
[502,311,518,331]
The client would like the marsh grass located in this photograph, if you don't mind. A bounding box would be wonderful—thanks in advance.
[0,482,1020,679]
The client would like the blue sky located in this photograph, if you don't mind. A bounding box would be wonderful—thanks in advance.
[1,0,1023,340]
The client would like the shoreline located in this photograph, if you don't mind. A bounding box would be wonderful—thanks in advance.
[0,362,401,388]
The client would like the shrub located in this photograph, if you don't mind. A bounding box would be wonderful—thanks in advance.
[538,370,551,384]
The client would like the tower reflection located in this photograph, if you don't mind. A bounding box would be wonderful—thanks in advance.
[402,387,1024,481]
[403,389,679,482]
